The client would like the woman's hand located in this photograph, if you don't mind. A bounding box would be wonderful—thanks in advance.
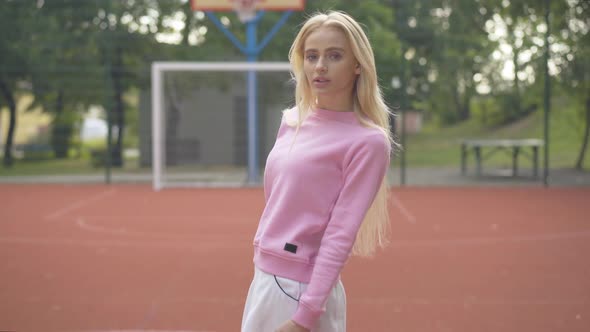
[275,319,310,332]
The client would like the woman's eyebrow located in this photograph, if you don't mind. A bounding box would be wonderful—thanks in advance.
[304,47,345,53]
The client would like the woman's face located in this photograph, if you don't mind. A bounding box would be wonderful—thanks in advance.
[303,26,360,106]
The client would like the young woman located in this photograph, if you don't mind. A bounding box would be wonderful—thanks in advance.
[241,10,394,332]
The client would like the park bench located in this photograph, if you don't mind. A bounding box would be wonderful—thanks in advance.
[13,143,53,160]
[461,139,544,177]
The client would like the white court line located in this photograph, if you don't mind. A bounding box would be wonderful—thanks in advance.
[44,188,117,221]
[81,296,587,307]
[391,193,417,224]
[126,296,589,306]
[75,217,249,239]
[77,217,129,236]
[0,236,250,250]
[1,229,589,250]
[84,330,215,332]
[389,229,590,247]
[74,215,250,221]
[351,297,589,305]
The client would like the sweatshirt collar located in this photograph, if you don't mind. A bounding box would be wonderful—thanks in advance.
[311,107,359,124]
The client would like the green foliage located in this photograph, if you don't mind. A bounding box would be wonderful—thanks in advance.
[257,1,402,104]
[1,0,588,172]
[402,101,586,169]
[50,111,80,158]
[89,148,111,168]
[0,1,37,166]
[471,96,503,126]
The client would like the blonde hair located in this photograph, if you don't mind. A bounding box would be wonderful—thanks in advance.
[288,11,396,257]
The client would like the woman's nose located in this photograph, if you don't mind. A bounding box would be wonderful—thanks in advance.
[315,59,327,73]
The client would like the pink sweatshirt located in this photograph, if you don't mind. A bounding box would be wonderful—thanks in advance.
[252,107,390,330]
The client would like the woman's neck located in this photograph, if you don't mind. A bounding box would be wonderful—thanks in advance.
[316,95,355,112]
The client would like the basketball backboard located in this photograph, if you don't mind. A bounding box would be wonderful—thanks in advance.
[191,0,305,11]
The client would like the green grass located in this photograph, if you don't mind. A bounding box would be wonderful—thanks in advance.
[0,155,145,176]
[0,158,100,176]
[1,104,588,176]
[401,105,588,170]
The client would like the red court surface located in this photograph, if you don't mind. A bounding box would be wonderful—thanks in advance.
[0,184,589,332]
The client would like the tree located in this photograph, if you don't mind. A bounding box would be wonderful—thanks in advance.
[95,1,156,166]
[29,0,106,158]
[444,0,496,122]
[0,0,35,167]
[522,0,589,169]
[389,0,496,125]
[191,0,402,117]
[551,0,589,169]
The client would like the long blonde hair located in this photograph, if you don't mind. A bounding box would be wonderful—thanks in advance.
[288,11,395,257]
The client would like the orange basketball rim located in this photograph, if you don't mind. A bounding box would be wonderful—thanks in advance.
[191,0,305,11]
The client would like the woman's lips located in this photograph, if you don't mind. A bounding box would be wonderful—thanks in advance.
[313,77,330,88]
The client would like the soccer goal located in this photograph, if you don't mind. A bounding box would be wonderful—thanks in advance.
[150,62,293,190]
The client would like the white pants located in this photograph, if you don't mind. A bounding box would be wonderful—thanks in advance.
[241,267,347,332]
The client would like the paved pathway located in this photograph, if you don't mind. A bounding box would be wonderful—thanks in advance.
[1,167,589,187]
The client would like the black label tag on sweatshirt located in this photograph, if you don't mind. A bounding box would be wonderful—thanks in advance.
[284,242,298,254]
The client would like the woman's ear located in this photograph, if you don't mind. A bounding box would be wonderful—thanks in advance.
[355,63,361,75]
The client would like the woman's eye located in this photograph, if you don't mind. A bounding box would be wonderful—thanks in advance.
[305,54,318,61]
[329,53,342,60]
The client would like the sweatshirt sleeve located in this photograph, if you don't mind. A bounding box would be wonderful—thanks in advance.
[291,133,391,330]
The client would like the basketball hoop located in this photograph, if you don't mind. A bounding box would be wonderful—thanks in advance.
[192,0,305,16]
[233,0,258,23]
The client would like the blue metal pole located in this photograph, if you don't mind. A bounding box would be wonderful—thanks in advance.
[204,11,292,184]
[204,12,247,54]
[256,11,293,53]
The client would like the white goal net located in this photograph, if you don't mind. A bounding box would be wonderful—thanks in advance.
[151,62,293,190]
